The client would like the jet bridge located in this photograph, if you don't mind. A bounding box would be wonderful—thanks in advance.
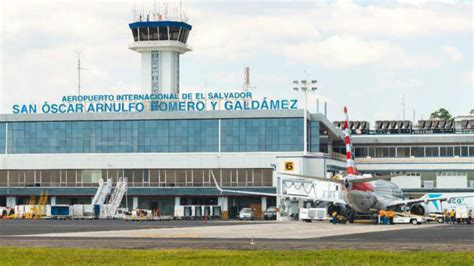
[275,155,344,221]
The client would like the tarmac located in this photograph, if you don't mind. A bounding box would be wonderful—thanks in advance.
[0,219,472,251]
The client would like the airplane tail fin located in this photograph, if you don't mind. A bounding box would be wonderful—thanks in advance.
[343,106,358,176]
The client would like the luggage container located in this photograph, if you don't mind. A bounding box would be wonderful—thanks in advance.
[47,205,72,219]
[14,205,25,218]
[72,204,84,218]
[299,207,329,222]
[84,205,95,217]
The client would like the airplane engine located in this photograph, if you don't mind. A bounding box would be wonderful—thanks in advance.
[410,203,427,216]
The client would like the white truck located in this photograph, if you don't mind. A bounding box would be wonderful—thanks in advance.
[421,193,474,214]
[455,206,470,223]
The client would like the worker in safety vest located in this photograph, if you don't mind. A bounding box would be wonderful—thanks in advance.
[385,210,395,224]
[379,210,386,224]
[449,209,456,224]
[331,211,338,225]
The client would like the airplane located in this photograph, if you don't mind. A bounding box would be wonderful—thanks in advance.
[212,106,474,220]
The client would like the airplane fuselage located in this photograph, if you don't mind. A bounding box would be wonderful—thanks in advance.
[343,179,404,213]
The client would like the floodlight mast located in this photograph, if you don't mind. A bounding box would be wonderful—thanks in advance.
[74,50,86,95]
[293,77,318,155]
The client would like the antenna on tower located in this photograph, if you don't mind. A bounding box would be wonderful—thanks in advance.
[74,50,87,95]
[184,4,189,22]
[243,66,255,92]
[132,4,137,21]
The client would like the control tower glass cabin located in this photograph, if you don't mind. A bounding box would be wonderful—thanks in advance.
[129,20,192,95]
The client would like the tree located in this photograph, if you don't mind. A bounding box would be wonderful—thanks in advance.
[470,109,474,115]
[430,108,452,120]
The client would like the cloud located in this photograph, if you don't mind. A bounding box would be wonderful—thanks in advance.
[442,45,463,62]
[0,0,472,118]
[327,1,472,37]
[282,35,438,69]
[189,10,320,60]
[283,35,388,68]
[184,1,467,68]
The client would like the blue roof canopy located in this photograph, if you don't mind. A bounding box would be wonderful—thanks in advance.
[129,21,192,30]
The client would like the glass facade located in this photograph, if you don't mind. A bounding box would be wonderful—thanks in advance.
[349,145,474,158]
[7,119,219,154]
[0,123,5,153]
[3,118,315,154]
[132,26,190,43]
[221,118,304,152]
[0,168,273,188]
[309,121,320,152]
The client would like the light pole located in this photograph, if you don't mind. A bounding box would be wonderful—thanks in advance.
[293,79,317,155]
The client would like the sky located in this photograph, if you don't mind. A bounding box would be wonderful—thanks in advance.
[0,0,472,123]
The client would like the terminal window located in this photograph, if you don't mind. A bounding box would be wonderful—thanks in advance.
[220,118,305,152]
[0,123,5,154]
[6,120,218,154]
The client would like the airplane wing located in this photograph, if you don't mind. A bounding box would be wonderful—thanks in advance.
[350,174,403,184]
[211,172,345,204]
[279,173,401,184]
[277,172,344,184]
[387,194,474,208]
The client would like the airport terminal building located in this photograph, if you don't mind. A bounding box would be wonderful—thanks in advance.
[0,111,473,218]
[1,13,473,218]
[0,110,346,217]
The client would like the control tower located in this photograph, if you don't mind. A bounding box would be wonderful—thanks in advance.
[129,10,192,94]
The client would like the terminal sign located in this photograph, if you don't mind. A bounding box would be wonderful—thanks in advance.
[12,91,299,114]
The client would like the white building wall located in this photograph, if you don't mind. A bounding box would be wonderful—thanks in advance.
[140,51,152,93]
[391,176,421,189]
[437,175,468,189]
[159,51,179,94]
[0,152,301,170]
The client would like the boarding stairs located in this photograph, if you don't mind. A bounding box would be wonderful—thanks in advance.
[101,177,128,219]
[91,178,113,205]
